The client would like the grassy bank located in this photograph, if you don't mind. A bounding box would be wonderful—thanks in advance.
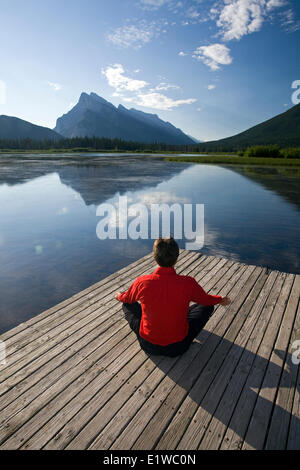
[163,155,300,166]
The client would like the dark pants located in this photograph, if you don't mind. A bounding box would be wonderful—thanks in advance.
[122,302,214,357]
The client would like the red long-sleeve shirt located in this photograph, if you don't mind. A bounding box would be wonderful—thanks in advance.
[117,266,223,346]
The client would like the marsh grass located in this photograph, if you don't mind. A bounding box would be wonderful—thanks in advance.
[164,155,300,166]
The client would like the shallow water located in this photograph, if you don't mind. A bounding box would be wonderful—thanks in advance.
[0,154,299,333]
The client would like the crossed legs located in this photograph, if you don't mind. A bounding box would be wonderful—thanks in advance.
[122,301,214,353]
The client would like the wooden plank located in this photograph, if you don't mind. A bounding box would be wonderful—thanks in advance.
[0,320,129,425]
[1,250,296,451]
[131,262,249,450]
[1,252,196,383]
[0,252,204,445]
[155,265,262,450]
[242,275,300,450]
[0,327,137,446]
[87,351,195,450]
[176,268,275,450]
[83,262,250,450]
[220,272,295,450]
[32,255,217,450]
[42,257,235,450]
[200,271,286,449]
[17,255,218,450]
[0,252,199,406]
[199,262,248,336]
[265,275,300,449]
[44,354,166,450]
[105,262,239,450]
[0,329,140,448]
[0,314,129,402]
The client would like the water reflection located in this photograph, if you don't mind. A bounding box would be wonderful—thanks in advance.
[228,165,300,212]
[0,154,300,333]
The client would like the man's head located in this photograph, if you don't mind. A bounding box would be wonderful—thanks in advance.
[153,236,179,267]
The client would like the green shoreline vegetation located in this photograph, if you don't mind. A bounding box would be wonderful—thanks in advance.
[163,155,300,166]
[164,145,300,166]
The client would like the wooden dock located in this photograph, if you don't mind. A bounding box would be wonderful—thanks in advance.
[0,249,299,450]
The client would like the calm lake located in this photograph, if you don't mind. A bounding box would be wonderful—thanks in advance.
[0,153,300,334]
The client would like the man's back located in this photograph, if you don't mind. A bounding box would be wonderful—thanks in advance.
[118,266,222,346]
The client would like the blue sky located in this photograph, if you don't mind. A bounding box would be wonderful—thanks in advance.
[0,0,300,140]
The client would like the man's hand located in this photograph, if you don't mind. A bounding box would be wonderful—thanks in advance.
[220,296,231,306]
[115,292,122,300]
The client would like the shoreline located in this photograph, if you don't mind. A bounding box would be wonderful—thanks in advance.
[0,150,300,166]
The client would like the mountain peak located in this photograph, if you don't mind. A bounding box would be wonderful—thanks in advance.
[78,92,113,106]
[54,92,194,144]
[78,91,89,101]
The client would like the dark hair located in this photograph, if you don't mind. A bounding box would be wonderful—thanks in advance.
[153,236,179,267]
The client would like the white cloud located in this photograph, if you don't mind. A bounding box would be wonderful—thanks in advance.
[138,0,170,10]
[215,0,286,41]
[0,80,6,104]
[102,63,196,111]
[207,84,216,90]
[106,21,163,49]
[178,51,187,56]
[47,81,62,91]
[186,6,201,19]
[193,43,233,70]
[266,0,286,9]
[135,92,196,110]
[280,8,300,32]
[217,0,264,41]
[102,64,148,92]
[152,82,180,91]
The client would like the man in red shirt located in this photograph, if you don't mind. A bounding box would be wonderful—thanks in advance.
[116,237,231,357]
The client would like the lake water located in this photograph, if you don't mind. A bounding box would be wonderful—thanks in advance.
[0,153,300,334]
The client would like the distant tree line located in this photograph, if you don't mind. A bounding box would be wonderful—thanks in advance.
[0,136,198,153]
[0,136,243,153]
[0,137,300,157]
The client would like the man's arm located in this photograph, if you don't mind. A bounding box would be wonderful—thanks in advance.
[115,279,140,303]
[189,277,231,306]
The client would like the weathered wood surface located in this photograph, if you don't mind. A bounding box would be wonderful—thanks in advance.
[0,249,299,450]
